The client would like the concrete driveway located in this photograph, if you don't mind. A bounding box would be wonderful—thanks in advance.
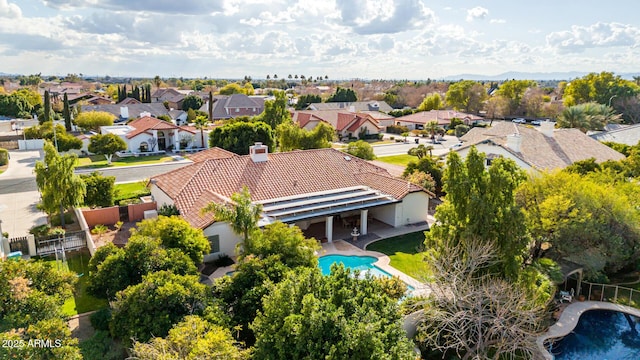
[0,150,47,238]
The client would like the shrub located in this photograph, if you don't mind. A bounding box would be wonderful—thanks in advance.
[81,172,116,208]
[157,204,180,216]
[79,330,125,360]
[91,224,108,237]
[386,124,409,134]
[0,148,8,166]
[29,224,51,237]
[50,212,75,226]
[90,308,112,331]
[114,221,123,231]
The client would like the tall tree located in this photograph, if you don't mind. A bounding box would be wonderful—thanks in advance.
[43,90,51,124]
[202,186,262,248]
[193,115,208,149]
[417,93,443,111]
[326,86,357,102]
[34,142,86,227]
[445,80,487,113]
[63,93,72,131]
[182,94,204,112]
[426,148,528,278]
[208,90,214,121]
[256,90,290,129]
[132,216,210,264]
[208,121,275,155]
[497,79,537,115]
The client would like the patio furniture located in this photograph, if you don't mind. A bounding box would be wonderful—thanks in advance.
[559,289,574,303]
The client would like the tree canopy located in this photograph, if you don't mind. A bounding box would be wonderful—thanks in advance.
[326,86,357,102]
[276,122,335,151]
[34,142,86,227]
[345,140,375,160]
[255,90,290,129]
[209,121,275,155]
[294,93,322,110]
[88,133,127,164]
[563,71,639,107]
[243,222,320,267]
[202,186,262,247]
[75,111,116,132]
[445,80,487,113]
[24,121,82,152]
[417,93,444,111]
[251,266,415,360]
[556,102,622,132]
[496,79,537,115]
[182,94,204,112]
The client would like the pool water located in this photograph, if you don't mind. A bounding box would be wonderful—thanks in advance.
[550,310,640,359]
[318,255,391,277]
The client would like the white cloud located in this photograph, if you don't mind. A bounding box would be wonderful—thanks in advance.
[466,6,488,22]
[490,19,505,24]
[0,0,21,18]
[546,22,640,53]
[336,0,435,35]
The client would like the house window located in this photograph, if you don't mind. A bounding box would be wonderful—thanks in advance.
[139,141,148,152]
[207,235,220,253]
[235,108,240,112]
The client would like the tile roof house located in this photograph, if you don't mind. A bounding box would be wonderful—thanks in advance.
[150,145,433,258]
[200,94,265,120]
[307,101,393,113]
[100,115,204,153]
[589,123,640,146]
[82,103,171,122]
[292,110,383,139]
[151,88,193,110]
[455,121,626,171]
[394,110,484,130]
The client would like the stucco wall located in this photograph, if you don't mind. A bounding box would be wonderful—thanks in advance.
[128,202,157,222]
[150,185,174,208]
[203,222,242,261]
[82,206,120,227]
[370,203,399,227]
[401,192,429,224]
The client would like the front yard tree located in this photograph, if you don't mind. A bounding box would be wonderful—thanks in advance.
[202,186,262,249]
[251,266,415,359]
[345,140,375,160]
[35,142,86,227]
[75,111,116,132]
[88,133,127,165]
[80,171,116,207]
[182,94,204,112]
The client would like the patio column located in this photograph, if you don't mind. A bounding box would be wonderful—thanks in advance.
[173,130,180,151]
[360,209,368,235]
[325,216,333,243]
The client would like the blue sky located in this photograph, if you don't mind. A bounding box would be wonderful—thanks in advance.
[1,0,639,79]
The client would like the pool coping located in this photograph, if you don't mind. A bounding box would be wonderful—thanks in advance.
[320,240,431,296]
[537,301,640,359]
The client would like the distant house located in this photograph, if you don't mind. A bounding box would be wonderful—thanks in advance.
[149,145,433,259]
[118,97,142,105]
[394,110,483,130]
[151,88,193,110]
[590,123,640,146]
[455,121,625,171]
[67,93,114,105]
[199,94,265,120]
[307,101,393,113]
[81,103,171,122]
[292,110,382,139]
[100,115,204,153]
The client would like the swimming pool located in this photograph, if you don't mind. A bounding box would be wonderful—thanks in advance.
[550,309,640,359]
[318,254,393,278]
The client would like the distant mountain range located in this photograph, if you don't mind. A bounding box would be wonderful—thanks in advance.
[443,71,640,81]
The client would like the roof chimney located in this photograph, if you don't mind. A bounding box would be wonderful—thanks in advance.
[120,106,129,119]
[140,111,151,118]
[250,142,268,163]
[506,133,522,153]
[538,121,556,137]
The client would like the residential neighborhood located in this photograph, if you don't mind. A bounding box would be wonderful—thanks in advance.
[2,2,640,359]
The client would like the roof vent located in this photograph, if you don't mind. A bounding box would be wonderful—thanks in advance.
[344,156,351,161]
[250,142,268,163]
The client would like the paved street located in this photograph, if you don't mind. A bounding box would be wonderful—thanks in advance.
[75,161,192,183]
[0,150,47,238]
[372,134,461,157]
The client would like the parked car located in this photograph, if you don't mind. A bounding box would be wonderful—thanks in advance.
[512,118,526,124]
[531,120,541,126]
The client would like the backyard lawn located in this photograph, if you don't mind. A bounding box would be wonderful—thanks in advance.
[76,154,175,169]
[366,231,431,281]
[114,181,151,203]
[375,154,418,167]
[41,251,108,316]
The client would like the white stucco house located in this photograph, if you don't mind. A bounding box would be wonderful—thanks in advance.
[149,145,433,261]
[292,110,383,139]
[100,114,208,153]
[455,121,625,171]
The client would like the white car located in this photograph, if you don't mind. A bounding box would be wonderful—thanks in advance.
[512,118,526,124]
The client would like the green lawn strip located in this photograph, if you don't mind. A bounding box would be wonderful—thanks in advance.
[375,154,417,167]
[41,252,108,316]
[366,231,431,280]
[114,182,151,202]
[76,154,175,169]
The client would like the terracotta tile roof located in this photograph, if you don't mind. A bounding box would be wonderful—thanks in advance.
[346,115,382,132]
[187,147,238,162]
[459,122,625,170]
[336,113,357,131]
[125,116,180,139]
[151,148,430,228]
[397,110,483,125]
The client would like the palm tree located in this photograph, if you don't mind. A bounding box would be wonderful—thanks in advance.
[425,121,440,143]
[201,186,262,250]
[194,116,208,149]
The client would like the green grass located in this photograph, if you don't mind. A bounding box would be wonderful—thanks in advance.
[41,252,109,316]
[366,231,431,280]
[376,154,418,167]
[76,154,175,169]
[114,181,151,202]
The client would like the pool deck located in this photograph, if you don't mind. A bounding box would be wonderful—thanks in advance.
[537,300,640,359]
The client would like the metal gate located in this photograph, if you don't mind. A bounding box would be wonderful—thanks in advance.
[35,230,87,256]
[9,236,29,253]
[119,205,129,222]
